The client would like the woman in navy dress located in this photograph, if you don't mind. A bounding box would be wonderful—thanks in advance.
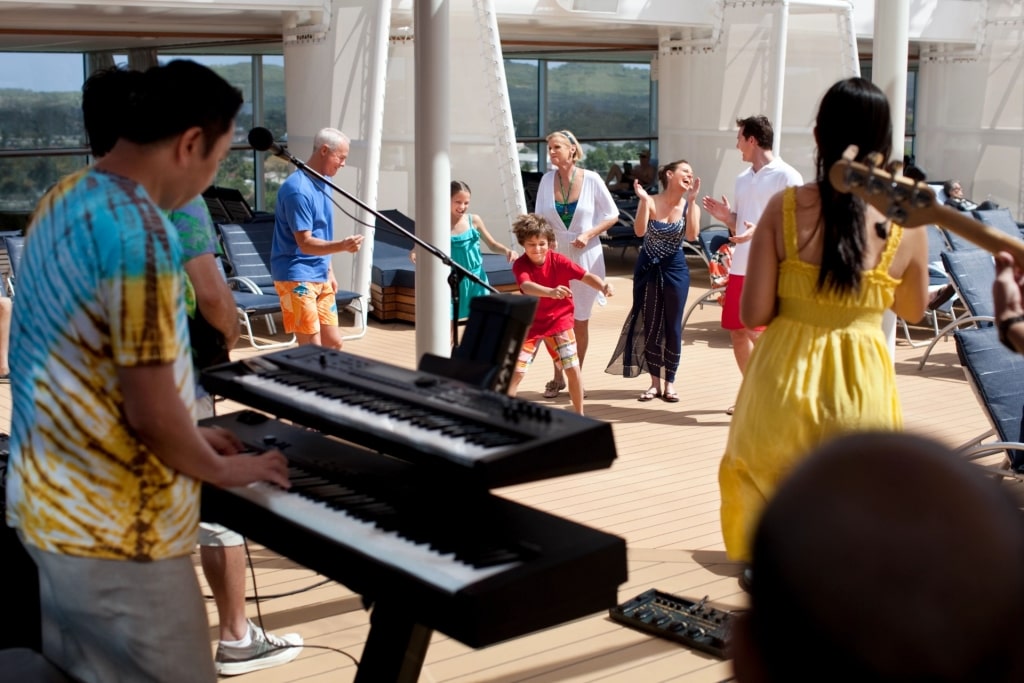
[605,160,701,403]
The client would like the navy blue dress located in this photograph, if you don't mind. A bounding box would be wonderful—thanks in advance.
[605,214,691,382]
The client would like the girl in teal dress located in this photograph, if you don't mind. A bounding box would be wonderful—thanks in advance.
[447,180,516,320]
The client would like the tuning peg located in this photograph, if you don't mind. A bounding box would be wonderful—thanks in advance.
[887,160,904,178]
[864,151,885,168]
[841,144,859,161]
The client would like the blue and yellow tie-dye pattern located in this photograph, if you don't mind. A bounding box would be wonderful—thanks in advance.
[6,169,198,561]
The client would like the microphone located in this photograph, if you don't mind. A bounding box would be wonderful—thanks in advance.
[247,127,288,158]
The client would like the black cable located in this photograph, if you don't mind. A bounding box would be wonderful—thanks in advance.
[204,537,362,670]
[245,577,333,601]
[201,576,333,602]
[295,163,414,245]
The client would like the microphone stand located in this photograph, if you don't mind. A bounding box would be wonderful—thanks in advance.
[269,146,497,349]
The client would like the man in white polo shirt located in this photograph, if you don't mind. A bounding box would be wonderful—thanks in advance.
[703,116,803,414]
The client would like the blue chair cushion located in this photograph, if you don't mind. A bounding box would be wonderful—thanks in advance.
[940,250,996,320]
[955,326,1024,471]
[376,209,416,250]
[372,241,415,289]
[945,207,1022,251]
[481,253,515,287]
[371,210,516,290]
[231,290,282,315]
[972,207,1022,239]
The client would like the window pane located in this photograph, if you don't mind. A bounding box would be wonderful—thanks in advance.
[0,156,85,214]
[162,56,253,144]
[506,59,539,138]
[263,56,287,139]
[0,53,86,152]
[0,52,87,212]
[577,140,655,177]
[210,149,257,208]
[545,62,651,139]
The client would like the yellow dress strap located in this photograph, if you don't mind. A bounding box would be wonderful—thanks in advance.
[874,223,904,274]
[782,186,799,261]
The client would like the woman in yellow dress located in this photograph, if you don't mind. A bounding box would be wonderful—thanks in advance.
[718,77,930,565]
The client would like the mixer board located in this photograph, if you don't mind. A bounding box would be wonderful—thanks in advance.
[609,588,734,658]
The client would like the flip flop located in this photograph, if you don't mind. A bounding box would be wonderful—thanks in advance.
[543,380,566,399]
[662,392,679,403]
[638,387,661,402]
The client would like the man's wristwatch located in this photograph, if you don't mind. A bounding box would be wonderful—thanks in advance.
[997,314,1024,352]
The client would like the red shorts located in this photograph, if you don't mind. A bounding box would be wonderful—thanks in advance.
[720,274,765,332]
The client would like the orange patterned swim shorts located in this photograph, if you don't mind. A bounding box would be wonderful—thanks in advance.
[273,281,339,335]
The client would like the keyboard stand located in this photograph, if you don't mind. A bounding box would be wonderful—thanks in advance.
[356,603,432,683]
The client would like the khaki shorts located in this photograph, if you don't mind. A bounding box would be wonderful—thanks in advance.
[26,544,216,682]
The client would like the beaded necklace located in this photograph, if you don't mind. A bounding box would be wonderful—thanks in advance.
[557,167,577,217]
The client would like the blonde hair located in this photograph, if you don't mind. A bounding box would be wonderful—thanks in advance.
[546,129,585,162]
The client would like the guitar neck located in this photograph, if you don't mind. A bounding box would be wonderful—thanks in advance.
[928,205,1024,264]
[827,153,1024,264]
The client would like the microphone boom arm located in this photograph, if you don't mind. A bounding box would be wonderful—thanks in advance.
[262,139,498,298]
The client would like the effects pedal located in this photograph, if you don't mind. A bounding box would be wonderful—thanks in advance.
[609,588,733,658]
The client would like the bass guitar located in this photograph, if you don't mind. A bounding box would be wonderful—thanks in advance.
[828,145,1024,264]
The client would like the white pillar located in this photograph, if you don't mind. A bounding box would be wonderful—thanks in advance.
[350,0,392,339]
[872,0,910,362]
[414,0,451,360]
[282,1,388,338]
[769,1,789,155]
[871,0,910,161]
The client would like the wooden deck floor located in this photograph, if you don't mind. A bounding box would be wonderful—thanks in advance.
[0,248,1011,682]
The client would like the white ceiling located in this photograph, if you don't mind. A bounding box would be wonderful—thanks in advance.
[0,1,661,57]
[0,2,298,53]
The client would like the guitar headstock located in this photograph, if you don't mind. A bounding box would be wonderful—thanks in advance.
[828,145,938,227]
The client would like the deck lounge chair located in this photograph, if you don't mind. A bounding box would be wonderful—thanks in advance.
[898,225,955,347]
[214,257,295,350]
[916,249,995,369]
[940,206,1022,252]
[681,225,731,334]
[216,217,366,340]
[202,185,256,225]
[953,325,1024,483]
[370,209,518,323]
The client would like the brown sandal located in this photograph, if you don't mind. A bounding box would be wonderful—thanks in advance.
[543,380,566,398]
[638,387,661,402]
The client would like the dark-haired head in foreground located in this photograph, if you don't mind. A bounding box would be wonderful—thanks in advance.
[732,431,1024,682]
[89,59,242,210]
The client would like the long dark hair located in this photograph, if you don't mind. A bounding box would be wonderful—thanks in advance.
[814,77,892,294]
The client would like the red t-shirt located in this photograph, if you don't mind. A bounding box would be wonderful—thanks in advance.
[513,251,587,338]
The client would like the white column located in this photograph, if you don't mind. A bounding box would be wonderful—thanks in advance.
[350,0,392,339]
[871,0,910,160]
[414,0,451,359]
[769,1,789,155]
[872,0,910,362]
[282,1,386,337]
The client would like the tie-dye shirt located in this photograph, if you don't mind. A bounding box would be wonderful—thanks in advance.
[6,168,198,561]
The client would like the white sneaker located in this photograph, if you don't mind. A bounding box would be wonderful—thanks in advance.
[214,620,303,676]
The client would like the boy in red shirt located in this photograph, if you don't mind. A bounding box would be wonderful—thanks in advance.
[509,213,613,414]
